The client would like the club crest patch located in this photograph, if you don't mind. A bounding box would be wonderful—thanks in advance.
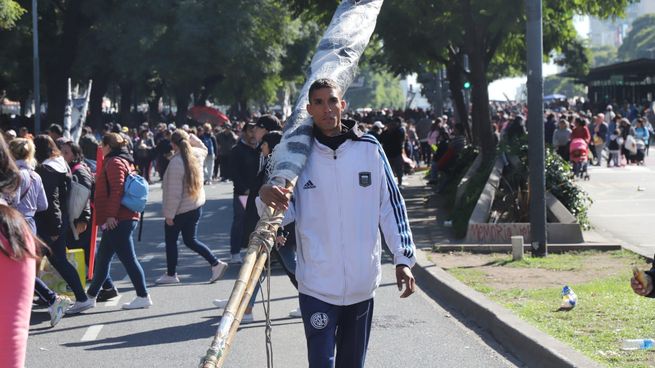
[310,312,329,330]
[359,172,371,187]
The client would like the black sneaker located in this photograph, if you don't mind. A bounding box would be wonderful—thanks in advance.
[97,288,119,302]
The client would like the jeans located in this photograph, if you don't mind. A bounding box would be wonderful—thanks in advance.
[165,207,219,276]
[230,194,246,255]
[67,224,115,290]
[87,220,148,298]
[34,277,57,305]
[40,221,88,302]
[299,293,374,368]
[204,154,215,182]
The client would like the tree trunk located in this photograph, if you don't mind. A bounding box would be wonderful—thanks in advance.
[119,81,134,125]
[175,90,190,126]
[88,71,109,130]
[43,0,85,125]
[445,60,470,139]
[467,47,496,159]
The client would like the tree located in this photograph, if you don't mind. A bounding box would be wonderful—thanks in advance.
[619,14,655,60]
[0,0,25,29]
[343,65,406,110]
[590,45,618,67]
[376,0,635,160]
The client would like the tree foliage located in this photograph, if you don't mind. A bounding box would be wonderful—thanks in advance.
[376,0,635,158]
[0,0,25,29]
[0,0,323,126]
[618,14,655,60]
[590,45,618,67]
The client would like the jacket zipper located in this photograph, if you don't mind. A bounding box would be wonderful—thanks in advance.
[332,151,347,304]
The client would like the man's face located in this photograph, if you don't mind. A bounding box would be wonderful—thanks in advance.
[306,87,346,137]
[243,127,257,146]
[254,126,267,143]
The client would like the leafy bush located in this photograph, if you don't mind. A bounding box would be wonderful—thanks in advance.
[545,148,593,229]
[498,135,592,229]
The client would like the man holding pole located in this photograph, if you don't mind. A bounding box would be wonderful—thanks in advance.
[260,78,416,368]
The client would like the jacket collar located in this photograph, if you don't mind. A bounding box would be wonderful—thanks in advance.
[313,119,364,155]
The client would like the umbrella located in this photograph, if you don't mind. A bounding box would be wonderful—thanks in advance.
[188,106,229,125]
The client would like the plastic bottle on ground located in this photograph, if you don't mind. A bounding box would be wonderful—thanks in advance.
[621,339,655,350]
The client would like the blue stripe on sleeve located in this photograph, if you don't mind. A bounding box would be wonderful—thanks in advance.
[357,135,414,258]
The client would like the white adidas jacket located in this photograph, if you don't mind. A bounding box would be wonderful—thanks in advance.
[268,129,416,306]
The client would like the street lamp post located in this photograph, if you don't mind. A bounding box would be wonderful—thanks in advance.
[526,0,547,256]
[32,0,41,134]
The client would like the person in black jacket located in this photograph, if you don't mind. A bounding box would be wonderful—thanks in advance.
[380,117,407,186]
[61,141,119,302]
[227,122,259,264]
[34,135,94,314]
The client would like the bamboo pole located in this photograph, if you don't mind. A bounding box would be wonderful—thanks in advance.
[199,1,384,365]
[199,180,290,368]
[215,248,270,367]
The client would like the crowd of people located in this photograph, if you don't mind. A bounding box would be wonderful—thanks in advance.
[0,78,419,367]
[4,88,655,367]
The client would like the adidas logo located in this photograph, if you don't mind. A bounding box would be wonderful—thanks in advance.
[303,180,316,189]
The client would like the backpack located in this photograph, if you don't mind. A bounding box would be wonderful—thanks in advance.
[105,158,149,213]
[122,172,149,212]
[68,163,92,239]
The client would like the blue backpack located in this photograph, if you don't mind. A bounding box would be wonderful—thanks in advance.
[104,159,149,213]
[121,172,149,212]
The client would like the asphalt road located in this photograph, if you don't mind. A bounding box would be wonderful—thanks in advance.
[26,180,519,368]
[580,153,655,257]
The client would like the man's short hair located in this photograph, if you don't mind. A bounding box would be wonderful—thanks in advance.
[308,78,341,100]
[48,124,63,136]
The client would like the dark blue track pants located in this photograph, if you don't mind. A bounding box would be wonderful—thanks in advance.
[299,293,374,368]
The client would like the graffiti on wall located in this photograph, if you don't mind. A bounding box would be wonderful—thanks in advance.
[466,223,531,244]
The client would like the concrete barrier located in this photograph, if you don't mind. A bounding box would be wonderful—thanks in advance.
[464,155,584,244]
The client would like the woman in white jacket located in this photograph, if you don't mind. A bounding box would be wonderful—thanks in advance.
[156,130,228,284]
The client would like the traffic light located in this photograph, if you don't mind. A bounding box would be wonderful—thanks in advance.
[463,81,471,89]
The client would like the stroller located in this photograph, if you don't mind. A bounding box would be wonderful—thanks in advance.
[570,138,590,180]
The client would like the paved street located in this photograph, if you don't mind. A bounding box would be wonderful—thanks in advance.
[580,154,655,257]
[26,180,519,367]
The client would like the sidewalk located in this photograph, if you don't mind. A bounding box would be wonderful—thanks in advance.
[579,153,655,261]
[402,172,602,368]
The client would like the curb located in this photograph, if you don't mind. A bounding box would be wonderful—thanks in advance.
[431,243,621,254]
[413,249,603,368]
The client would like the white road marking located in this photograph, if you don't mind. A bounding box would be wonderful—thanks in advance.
[140,255,154,263]
[157,242,166,248]
[219,205,228,210]
[81,325,104,341]
[104,295,122,307]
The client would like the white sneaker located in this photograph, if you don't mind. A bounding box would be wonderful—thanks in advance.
[209,261,228,283]
[212,299,228,308]
[65,297,96,315]
[288,306,302,318]
[241,313,254,324]
[121,295,153,310]
[228,253,243,264]
[155,273,180,284]
[49,296,72,326]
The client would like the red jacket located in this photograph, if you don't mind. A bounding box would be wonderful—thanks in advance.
[95,157,139,225]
